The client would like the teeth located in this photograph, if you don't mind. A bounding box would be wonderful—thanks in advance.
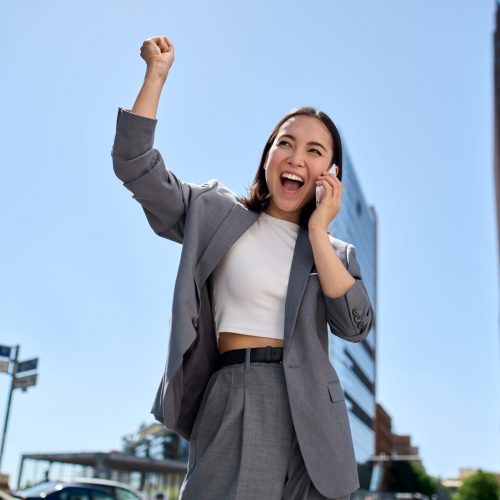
[281,172,304,183]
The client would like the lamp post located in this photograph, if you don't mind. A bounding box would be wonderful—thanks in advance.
[0,344,39,472]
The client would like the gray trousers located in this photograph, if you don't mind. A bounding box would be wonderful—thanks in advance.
[179,348,350,500]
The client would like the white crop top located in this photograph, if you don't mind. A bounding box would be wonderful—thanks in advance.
[211,210,300,347]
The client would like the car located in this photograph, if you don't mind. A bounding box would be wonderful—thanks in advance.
[13,478,143,500]
[0,490,18,500]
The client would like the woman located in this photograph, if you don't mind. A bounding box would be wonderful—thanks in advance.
[112,36,375,500]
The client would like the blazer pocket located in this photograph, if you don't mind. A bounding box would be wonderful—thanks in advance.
[327,380,345,403]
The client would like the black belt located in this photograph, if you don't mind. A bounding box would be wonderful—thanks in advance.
[215,346,283,370]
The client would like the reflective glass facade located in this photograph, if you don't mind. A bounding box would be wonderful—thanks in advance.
[328,147,377,485]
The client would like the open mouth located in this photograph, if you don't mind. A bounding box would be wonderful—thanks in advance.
[280,172,305,192]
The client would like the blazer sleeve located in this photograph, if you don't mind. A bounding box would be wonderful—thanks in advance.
[111,107,205,243]
[324,243,375,343]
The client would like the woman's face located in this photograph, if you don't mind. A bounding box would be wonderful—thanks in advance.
[263,114,335,223]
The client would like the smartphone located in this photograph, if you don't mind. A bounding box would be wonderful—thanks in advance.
[316,164,338,207]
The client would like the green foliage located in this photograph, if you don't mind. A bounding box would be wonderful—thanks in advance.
[453,469,500,500]
[388,460,439,496]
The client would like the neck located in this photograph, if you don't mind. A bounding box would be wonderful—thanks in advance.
[263,204,300,224]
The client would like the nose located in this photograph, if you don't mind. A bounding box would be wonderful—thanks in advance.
[287,150,306,167]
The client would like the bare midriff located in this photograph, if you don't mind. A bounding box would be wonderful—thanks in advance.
[218,332,284,355]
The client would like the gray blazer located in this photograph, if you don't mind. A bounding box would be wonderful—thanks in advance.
[111,107,375,498]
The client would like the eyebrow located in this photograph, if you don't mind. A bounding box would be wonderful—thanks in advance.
[278,133,328,152]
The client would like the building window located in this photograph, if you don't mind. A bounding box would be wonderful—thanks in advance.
[356,200,362,216]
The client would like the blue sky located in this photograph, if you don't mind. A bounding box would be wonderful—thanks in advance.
[0,0,498,487]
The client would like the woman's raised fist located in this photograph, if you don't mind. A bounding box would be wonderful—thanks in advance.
[140,36,174,80]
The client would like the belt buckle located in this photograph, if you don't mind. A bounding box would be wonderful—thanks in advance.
[265,345,272,362]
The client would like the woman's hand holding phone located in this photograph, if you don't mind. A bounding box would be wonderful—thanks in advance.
[309,164,342,233]
[316,164,338,207]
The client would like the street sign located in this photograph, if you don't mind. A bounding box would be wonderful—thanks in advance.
[13,373,37,390]
[17,358,38,373]
[0,346,11,358]
[0,361,9,373]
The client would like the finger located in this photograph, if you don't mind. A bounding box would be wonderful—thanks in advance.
[326,172,339,184]
[163,37,172,51]
[316,174,333,183]
[320,174,337,191]
[332,179,342,205]
[328,174,342,193]
[320,167,336,176]
[317,179,333,199]
[145,39,159,49]
[317,172,338,183]
[162,38,174,56]
[322,177,341,205]
[321,164,339,178]
[334,176,343,194]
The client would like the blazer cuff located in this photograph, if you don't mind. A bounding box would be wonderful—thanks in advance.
[325,279,373,339]
[111,107,158,161]
[324,242,375,342]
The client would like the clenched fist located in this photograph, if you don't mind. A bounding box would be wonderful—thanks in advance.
[140,36,174,81]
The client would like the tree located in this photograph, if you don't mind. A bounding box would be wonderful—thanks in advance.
[454,469,500,500]
[388,460,438,496]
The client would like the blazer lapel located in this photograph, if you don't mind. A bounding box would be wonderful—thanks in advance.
[194,203,260,291]
[283,225,315,352]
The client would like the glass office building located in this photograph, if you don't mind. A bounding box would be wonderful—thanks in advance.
[328,147,377,488]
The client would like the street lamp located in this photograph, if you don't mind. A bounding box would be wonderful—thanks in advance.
[0,344,39,471]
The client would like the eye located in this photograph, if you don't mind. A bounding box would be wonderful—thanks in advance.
[309,148,322,155]
[277,139,291,147]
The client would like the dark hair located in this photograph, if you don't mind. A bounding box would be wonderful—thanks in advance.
[237,106,343,229]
